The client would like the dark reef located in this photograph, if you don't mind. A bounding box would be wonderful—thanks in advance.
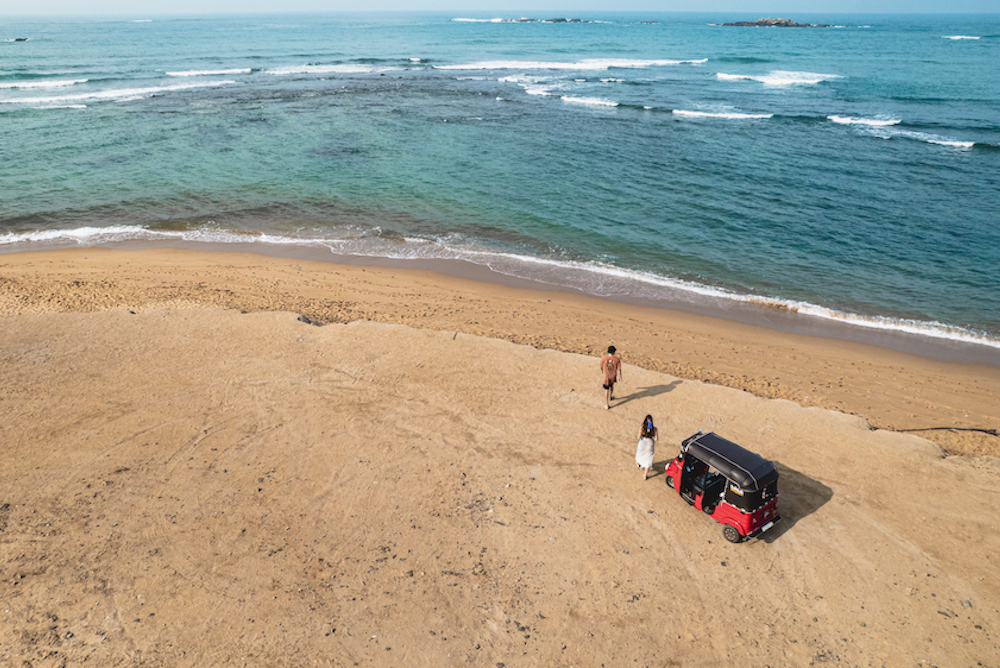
[721,18,830,28]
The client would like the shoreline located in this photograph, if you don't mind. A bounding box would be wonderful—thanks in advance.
[1,245,997,458]
[3,237,998,367]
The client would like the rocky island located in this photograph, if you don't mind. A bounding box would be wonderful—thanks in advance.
[722,17,830,27]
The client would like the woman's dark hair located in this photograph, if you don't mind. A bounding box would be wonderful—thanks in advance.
[641,415,655,438]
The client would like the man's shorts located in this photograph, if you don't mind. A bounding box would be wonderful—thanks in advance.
[603,382,615,390]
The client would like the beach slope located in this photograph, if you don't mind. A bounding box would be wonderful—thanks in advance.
[2,293,999,665]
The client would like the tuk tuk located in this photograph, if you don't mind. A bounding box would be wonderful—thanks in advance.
[664,431,780,543]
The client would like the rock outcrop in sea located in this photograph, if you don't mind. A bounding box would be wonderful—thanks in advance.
[722,18,830,28]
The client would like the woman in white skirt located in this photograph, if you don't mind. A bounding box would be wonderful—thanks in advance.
[635,415,658,480]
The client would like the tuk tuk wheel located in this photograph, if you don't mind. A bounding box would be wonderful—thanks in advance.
[723,525,743,544]
[665,475,674,489]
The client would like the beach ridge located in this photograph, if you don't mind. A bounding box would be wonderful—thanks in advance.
[2,247,997,458]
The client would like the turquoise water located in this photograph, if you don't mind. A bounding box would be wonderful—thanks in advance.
[2,12,998,354]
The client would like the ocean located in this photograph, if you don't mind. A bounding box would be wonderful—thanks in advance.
[2,12,998,362]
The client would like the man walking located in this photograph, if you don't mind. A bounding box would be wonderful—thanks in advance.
[600,345,622,410]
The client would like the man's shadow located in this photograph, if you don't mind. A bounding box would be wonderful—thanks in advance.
[616,380,682,408]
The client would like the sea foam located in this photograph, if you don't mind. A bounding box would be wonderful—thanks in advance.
[866,126,975,149]
[674,109,772,120]
[718,70,840,86]
[4,224,996,351]
[925,137,975,149]
[266,64,399,75]
[0,78,88,89]
[562,95,619,107]
[1,80,238,106]
[438,58,705,71]
[166,68,251,77]
[828,115,901,126]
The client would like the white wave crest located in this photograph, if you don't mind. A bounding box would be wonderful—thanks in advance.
[0,78,88,89]
[266,64,398,75]
[926,137,975,148]
[0,225,168,245]
[673,109,772,120]
[0,80,237,106]
[718,70,840,86]
[499,75,557,97]
[562,95,618,107]
[166,68,251,77]
[524,86,554,97]
[943,35,980,39]
[778,301,999,349]
[828,115,901,127]
[437,58,706,71]
[869,127,975,149]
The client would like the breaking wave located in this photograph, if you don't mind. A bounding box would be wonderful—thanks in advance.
[438,58,706,71]
[718,70,841,86]
[2,224,996,351]
[0,78,89,89]
[0,80,238,106]
[673,109,772,120]
[266,64,401,75]
[828,115,901,126]
[166,68,252,77]
[562,95,618,107]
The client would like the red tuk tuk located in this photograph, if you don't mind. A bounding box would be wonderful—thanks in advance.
[664,431,780,543]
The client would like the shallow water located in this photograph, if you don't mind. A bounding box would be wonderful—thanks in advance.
[2,12,998,353]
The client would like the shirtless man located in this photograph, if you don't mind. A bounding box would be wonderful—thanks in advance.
[600,345,622,409]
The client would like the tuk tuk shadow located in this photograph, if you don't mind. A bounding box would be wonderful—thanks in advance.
[617,380,682,408]
[759,460,833,543]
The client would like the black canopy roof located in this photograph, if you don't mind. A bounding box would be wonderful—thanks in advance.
[682,432,778,491]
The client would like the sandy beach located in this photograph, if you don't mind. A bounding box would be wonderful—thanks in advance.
[2,247,999,666]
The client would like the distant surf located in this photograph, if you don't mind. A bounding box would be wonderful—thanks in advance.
[0,78,89,89]
[718,70,841,86]
[437,58,706,71]
[827,115,901,126]
[562,95,619,107]
[166,69,251,77]
[0,80,237,106]
[674,109,773,120]
[265,64,401,75]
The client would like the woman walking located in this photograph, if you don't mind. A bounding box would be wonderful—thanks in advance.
[635,415,658,480]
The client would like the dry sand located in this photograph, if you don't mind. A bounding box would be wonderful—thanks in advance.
[1,247,999,666]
